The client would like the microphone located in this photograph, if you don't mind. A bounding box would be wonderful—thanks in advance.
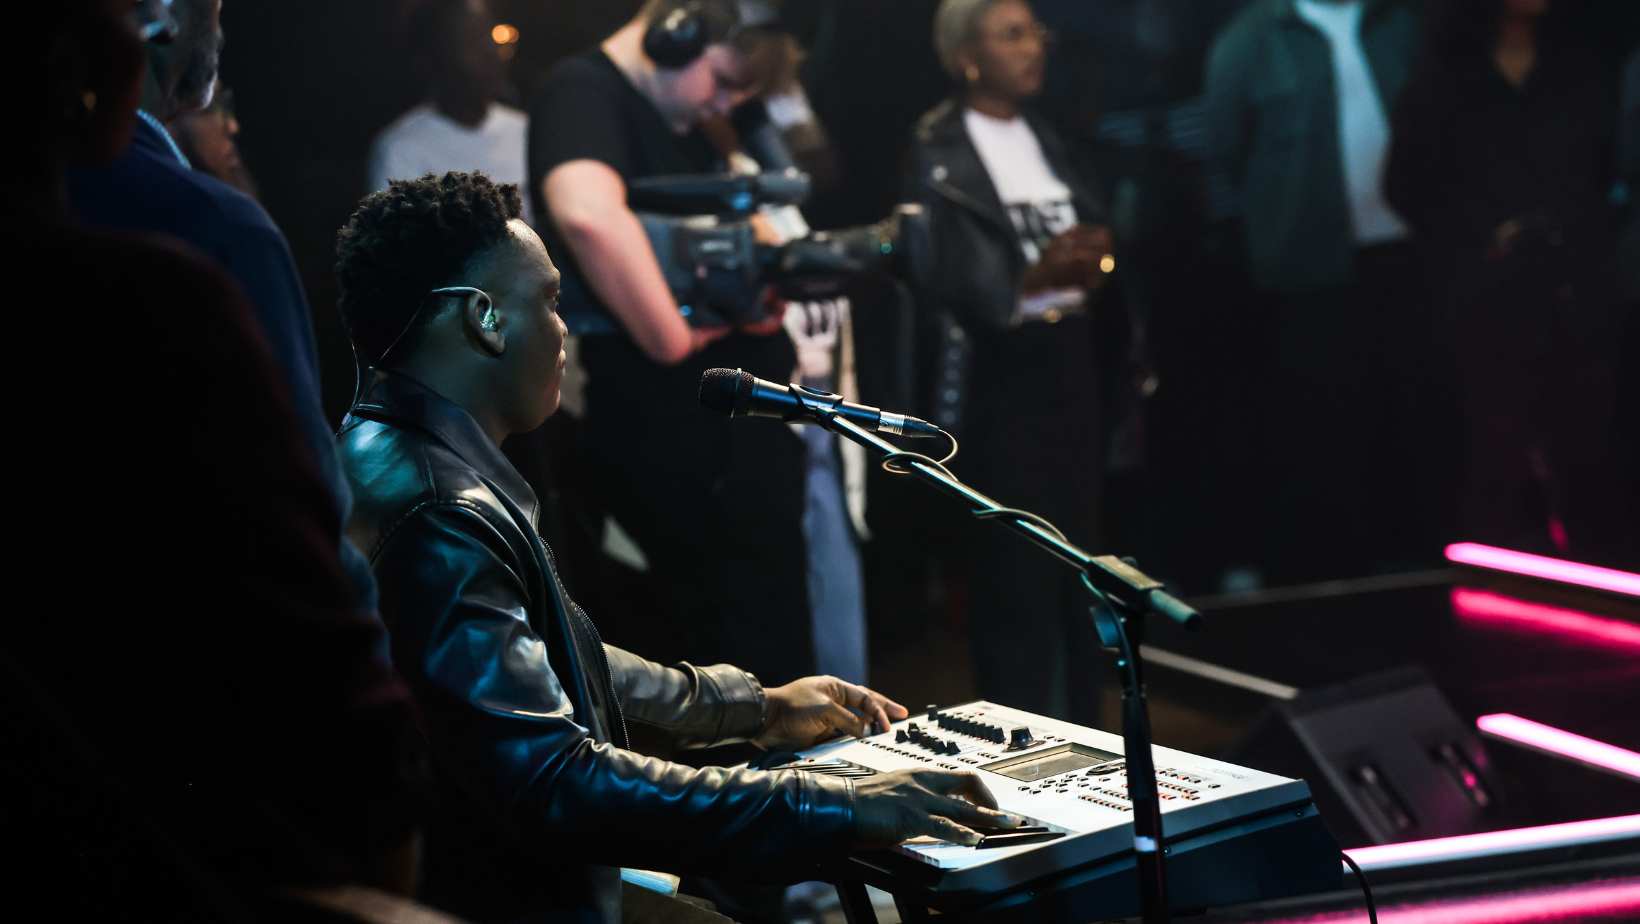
[700,368,942,438]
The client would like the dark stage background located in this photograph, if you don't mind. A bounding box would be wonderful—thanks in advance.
[221,0,952,425]
[219,1,1639,602]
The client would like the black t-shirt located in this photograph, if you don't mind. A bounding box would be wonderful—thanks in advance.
[527,51,800,485]
[525,52,811,683]
[527,51,797,412]
[528,51,718,266]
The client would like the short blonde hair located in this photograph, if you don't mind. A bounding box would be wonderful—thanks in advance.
[932,0,1008,80]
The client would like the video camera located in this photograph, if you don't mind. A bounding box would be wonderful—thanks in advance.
[559,169,926,333]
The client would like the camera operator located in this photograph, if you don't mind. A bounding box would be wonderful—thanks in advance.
[528,0,817,685]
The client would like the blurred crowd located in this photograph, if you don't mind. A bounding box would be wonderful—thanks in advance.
[7,0,1636,922]
[339,0,1637,721]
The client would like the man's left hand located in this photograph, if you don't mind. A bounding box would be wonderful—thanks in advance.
[755,676,909,750]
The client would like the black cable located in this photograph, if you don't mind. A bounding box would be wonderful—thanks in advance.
[972,506,1067,541]
[879,427,1071,544]
[880,449,954,478]
[1340,851,1379,924]
[878,427,957,475]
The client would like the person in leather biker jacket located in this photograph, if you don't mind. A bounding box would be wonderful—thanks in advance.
[332,171,1024,922]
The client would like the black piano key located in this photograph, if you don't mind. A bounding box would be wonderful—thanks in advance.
[968,824,1048,837]
[975,829,1065,849]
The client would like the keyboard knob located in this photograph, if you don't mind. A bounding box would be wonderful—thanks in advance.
[896,729,909,743]
[1008,727,1035,750]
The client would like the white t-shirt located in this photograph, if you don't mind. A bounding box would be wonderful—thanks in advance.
[962,108,1085,320]
[1293,0,1407,245]
[367,103,535,227]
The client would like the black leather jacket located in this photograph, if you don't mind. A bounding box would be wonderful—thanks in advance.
[338,372,855,923]
[905,99,1107,430]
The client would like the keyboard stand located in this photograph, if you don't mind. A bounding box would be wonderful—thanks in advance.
[832,877,933,924]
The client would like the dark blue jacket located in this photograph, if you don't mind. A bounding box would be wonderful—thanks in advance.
[66,114,377,611]
[1205,0,1420,293]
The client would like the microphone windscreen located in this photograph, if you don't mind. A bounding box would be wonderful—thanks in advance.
[698,367,750,416]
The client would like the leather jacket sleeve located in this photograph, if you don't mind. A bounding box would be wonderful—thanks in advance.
[372,502,856,874]
[903,142,1021,333]
[604,646,768,749]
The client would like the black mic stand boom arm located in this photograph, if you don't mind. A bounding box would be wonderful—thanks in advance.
[795,391,1202,924]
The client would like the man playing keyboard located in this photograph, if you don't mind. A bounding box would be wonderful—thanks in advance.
[332,171,1025,923]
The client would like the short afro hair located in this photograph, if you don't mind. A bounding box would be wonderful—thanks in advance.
[335,171,522,366]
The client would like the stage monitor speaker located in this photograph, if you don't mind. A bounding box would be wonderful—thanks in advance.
[1228,666,1505,847]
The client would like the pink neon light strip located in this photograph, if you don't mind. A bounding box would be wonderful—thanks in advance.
[1344,814,1640,872]
[1451,588,1640,649]
[1477,713,1640,781]
[1445,542,1640,598]
[1259,877,1640,923]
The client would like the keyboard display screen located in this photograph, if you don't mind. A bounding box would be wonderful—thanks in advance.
[984,743,1121,782]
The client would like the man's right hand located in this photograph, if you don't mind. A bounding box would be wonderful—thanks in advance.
[852,769,1025,847]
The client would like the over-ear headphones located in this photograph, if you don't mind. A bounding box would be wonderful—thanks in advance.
[642,0,743,69]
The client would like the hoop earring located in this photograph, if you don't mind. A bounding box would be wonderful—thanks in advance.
[66,90,96,122]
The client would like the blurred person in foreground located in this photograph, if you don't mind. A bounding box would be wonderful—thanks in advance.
[6,2,426,919]
[1387,0,1632,561]
[333,170,1024,923]
[368,0,533,226]
[1205,0,1439,582]
[528,0,818,686]
[168,80,257,197]
[64,0,381,614]
[906,0,1115,724]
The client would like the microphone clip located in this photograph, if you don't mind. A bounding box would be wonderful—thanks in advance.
[784,382,929,438]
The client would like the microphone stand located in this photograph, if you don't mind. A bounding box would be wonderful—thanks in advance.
[798,394,1200,924]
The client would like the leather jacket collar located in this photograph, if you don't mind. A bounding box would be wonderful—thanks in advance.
[913,98,1105,242]
[345,369,541,531]
[915,98,1015,240]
